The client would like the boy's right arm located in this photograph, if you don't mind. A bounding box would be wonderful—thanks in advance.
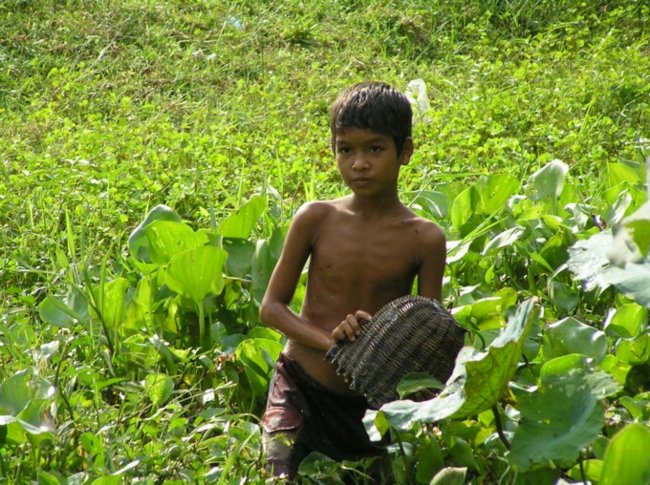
[259,203,335,352]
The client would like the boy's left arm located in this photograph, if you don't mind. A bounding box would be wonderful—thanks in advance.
[416,223,447,301]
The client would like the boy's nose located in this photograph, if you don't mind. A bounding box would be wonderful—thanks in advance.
[352,157,369,170]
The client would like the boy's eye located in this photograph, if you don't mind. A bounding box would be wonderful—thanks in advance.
[370,146,384,153]
[337,146,351,154]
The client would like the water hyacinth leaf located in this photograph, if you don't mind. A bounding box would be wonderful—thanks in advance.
[607,162,642,187]
[540,354,591,380]
[235,338,283,396]
[605,303,647,338]
[252,226,286,303]
[622,201,650,256]
[543,317,608,363]
[482,226,525,255]
[223,237,255,278]
[450,187,477,231]
[217,195,266,239]
[0,370,32,415]
[92,278,131,329]
[430,467,467,485]
[568,459,603,483]
[409,190,449,219]
[397,373,444,398]
[525,159,568,201]
[38,296,82,329]
[128,205,182,262]
[600,423,650,485]
[142,220,208,265]
[616,334,650,365]
[164,246,228,304]
[508,371,604,471]
[567,230,617,291]
[474,174,520,215]
[144,373,174,406]
[374,299,536,431]
[604,262,650,307]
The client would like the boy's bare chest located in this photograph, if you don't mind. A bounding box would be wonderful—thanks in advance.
[310,218,420,289]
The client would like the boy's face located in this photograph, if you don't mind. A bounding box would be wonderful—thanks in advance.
[334,127,412,196]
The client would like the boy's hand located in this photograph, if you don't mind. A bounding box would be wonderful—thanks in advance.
[331,310,371,343]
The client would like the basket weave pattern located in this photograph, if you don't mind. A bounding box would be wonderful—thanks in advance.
[325,295,465,408]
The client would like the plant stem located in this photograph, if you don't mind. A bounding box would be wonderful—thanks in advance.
[492,404,511,450]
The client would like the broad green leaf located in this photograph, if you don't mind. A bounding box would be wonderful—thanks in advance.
[223,237,255,278]
[508,371,604,471]
[164,246,228,304]
[616,334,650,365]
[605,303,647,338]
[0,370,32,415]
[144,373,174,406]
[38,296,82,329]
[540,354,590,380]
[430,467,467,485]
[619,392,650,420]
[217,195,266,239]
[252,226,286,303]
[608,162,642,187]
[235,338,283,396]
[568,459,603,483]
[372,299,536,431]
[525,159,569,201]
[543,317,607,363]
[450,187,477,230]
[475,174,520,214]
[623,201,650,257]
[397,373,443,398]
[247,326,283,342]
[142,220,208,265]
[567,230,616,291]
[92,278,131,329]
[600,424,650,485]
[128,205,182,262]
[408,190,449,219]
[482,226,525,255]
[605,262,650,307]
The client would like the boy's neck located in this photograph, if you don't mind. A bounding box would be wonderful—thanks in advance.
[346,190,403,218]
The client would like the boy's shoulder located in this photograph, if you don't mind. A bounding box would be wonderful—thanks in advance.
[293,198,347,221]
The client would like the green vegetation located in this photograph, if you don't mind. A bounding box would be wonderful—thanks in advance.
[1,0,649,482]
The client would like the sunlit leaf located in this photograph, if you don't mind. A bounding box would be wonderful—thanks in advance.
[128,205,182,262]
[164,246,228,304]
[600,423,650,485]
[605,303,647,338]
[142,220,208,265]
[482,226,525,255]
[430,467,467,485]
[543,317,607,363]
[91,277,131,329]
[217,195,266,239]
[525,159,568,201]
[144,373,174,406]
[38,296,82,329]
[235,338,283,396]
[508,371,604,471]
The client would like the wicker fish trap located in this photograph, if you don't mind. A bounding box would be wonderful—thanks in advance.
[325,295,465,409]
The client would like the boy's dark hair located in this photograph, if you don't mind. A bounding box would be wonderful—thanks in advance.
[330,82,413,156]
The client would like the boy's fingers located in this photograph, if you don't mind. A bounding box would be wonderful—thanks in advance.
[345,314,363,337]
[355,310,372,322]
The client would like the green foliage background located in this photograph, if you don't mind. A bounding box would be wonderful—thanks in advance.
[1,0,649,483]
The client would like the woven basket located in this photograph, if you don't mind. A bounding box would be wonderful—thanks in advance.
[325,295,465,409]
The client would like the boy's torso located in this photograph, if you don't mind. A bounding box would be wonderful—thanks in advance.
[285,197,438,394]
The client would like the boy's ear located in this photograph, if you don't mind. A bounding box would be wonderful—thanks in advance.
[399,138,414,166]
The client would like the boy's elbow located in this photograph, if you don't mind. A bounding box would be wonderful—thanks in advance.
[259,298,274,327]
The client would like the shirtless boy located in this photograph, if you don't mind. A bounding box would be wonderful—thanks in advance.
[259,81,446,479]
